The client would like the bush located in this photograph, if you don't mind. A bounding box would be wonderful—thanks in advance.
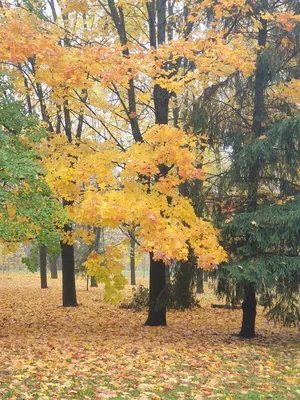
[120,285,149,311]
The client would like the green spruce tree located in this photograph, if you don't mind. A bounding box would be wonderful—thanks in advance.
[214,1,300,337]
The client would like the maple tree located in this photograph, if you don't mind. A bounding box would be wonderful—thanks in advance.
[0,0,298,334]
[0,0,248,320]
[0,3,300,398]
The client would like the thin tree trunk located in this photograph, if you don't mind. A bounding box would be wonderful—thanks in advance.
[196,269,204,294]
[90,226,101,287]
[59,17,78,305]
[90,275,98,288]
[61,203,78,307]
[39,244,48,289]
[50,255,58,279]
[130,233,136,285]
[107,0,142,143]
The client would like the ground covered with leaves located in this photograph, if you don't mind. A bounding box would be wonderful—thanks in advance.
[0,273,299,399]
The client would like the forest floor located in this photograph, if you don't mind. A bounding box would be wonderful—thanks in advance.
[0,273,299,400]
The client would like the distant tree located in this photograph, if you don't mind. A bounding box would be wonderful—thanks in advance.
[39,244,47,289]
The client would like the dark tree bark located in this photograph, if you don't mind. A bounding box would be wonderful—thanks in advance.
[173,260,195,309]
[130,233,136,286]
[196,269,204,294]
[240,10,268,338]
[26,23,78,307]
[61,241,78,306]
[61,200,78,307]
[144,0,169,326]
[29,58,54,133]
[107,0,169,325]
[145,255,166,326]
[50,255,58,279]
[240,284,257,338]
[59,38,78,305]
[23,75,32,115]
[107,0,143,143]
[90,275,98,288]
[39,244,48,289]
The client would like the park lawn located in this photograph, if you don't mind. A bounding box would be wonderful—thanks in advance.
[0,273,299,399]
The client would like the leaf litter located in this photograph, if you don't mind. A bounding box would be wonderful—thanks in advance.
[0,273,299,399]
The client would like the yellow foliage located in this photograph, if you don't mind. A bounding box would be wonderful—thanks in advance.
[83,246,127,303]
[36,124,227,270]
[4,0,297,273]
[270,80,300,105]
[62,0,89,14]
[73,228,96,245]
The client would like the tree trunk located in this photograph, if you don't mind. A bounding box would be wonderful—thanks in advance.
[240,283,257,338]
[61,216,78,307]
[144,0,169,326]
[240,10,268,338]
[108,0,168,325]
[174,260,195,309]
[130,234,136,285]
[90,226,101,287]
[196,269,204,294]
[90,275,98,287]
[144,255,166,326]
[147,0,169,321]
[39,244,48,289]
[50,255,58,279]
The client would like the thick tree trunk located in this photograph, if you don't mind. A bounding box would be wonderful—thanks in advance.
[50,255,58,279]
[144,0,169,326]
[130,234,136,285]
[196,269,204,294]
[240,283,257,338]
[109,0,168,325]
[174,260,195,309]
[61,218,78,307]
[144,255,166,326]
[39,244,48,289]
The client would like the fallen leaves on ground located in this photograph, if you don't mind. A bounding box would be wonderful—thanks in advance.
[0,273,299,399]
